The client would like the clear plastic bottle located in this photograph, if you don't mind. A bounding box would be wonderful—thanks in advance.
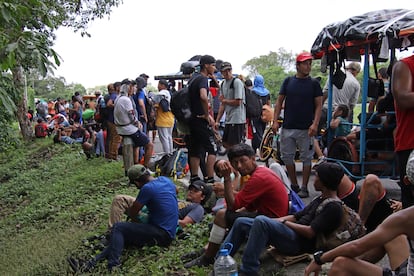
[214,243,238,276]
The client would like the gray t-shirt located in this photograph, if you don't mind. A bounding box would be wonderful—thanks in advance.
[221,78,246,124]
[178,201,204,223]
[323,71,360,111]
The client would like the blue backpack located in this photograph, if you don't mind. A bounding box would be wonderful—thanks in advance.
[288,190,305,214]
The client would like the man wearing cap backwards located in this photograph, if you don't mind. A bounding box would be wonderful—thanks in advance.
[392,54,414,208]
[272,52,323,198]
[187,55,218,185]
[305,151,414,276]
[85,164,178,271]
[215,61,246,149]
[107,179,212,229]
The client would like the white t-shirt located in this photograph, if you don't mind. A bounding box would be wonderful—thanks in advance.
[114,95,138,135]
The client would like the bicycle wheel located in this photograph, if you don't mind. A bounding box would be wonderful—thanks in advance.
[259,128,276,162]
[327,137,358,176]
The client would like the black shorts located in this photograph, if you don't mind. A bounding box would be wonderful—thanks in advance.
[225,209,258,229]
[129,130,149,147]
[365,195,393,233]
[222,124,245,147]
[188,118,217,157]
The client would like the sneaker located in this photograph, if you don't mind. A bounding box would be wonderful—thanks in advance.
[297,188,309,198]
[184,254,214,268]
[291,184,300,193]
[181,248,206,262]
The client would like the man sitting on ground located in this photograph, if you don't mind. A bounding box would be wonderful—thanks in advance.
[304,151,414,276]
[184,143,289,268]
[108,179,212,229]
[53,117,87,145]
[221,162,346,275]
[84,164,178,272]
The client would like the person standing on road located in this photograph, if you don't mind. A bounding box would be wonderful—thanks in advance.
[155,79,174,154]
[272,52,323,198]
[215,61,246,149]
[187,55,218,185]
[392,54,414,208]
[250,74,271,155]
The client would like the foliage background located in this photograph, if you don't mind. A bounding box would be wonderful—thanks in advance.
[0,139,215,275]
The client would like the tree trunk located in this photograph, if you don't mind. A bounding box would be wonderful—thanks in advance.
[12,66,33,141]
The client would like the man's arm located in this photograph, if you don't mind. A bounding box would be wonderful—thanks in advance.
[272,94,285,133]
[309,96,323,137]
[215,103,225,126]
[283,220,316,239]
[304,210,408,275]
[223,175,236,209]
[392,60,414,111]
[128,200,144,222]
[138,98,147,123]
[179,216,195,228]
[199,87,214,126]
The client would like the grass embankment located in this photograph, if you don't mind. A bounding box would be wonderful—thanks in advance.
[0,139,211,275]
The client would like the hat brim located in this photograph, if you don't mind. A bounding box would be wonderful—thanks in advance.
[220,66,232,71]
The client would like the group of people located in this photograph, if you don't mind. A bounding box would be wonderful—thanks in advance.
[64,51,414,275]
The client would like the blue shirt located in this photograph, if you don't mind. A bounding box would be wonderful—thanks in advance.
[280,76,323,129]
[136,176,178,239]
[133,89,146,120]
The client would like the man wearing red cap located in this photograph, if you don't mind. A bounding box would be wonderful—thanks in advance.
[272,52,323,198]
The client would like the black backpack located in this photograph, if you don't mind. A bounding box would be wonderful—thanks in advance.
[171,76,200,123]
[224,78,262,119]
[145,95,156,124]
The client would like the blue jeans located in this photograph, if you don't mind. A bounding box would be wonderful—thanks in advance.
[224,215,302,274]
[93,222,172,269]
[139,121,148,160]
[95,130,105,156]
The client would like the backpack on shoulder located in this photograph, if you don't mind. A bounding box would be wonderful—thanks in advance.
[145,96,156,128]
[171,76,201,134]
[159,96,170,112]
[315,198,366,250]
[224,78,262,119]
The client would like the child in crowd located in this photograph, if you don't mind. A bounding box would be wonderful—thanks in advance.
[330,104,351,138]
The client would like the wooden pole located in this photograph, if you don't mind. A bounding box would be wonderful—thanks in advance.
[122,136,134,176]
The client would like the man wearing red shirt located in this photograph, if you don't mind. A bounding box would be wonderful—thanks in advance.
[184,143,289,268]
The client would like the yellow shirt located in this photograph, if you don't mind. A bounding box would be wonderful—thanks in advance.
[155,105,174,127]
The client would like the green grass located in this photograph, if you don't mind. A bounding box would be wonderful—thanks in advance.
[0,139,212,275]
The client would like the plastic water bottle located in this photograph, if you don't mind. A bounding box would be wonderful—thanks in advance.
[214,243,238,276]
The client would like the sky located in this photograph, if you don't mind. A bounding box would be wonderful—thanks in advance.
[52,0,413,89]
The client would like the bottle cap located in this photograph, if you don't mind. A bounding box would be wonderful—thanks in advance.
[219,248,229,256]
